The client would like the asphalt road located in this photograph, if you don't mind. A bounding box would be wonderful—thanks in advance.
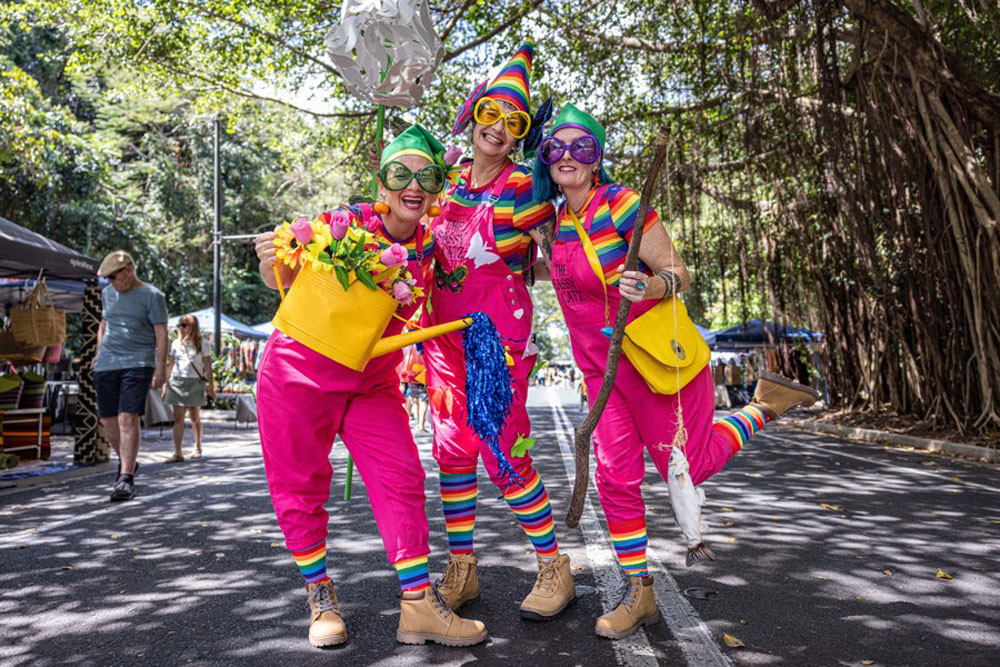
[2,387,999,667]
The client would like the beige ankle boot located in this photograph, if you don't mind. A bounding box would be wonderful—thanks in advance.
[595,575,659,639]
[436,554,480,610]
[751,370,821,419]
[305,580,347,647]
[520,554,577,621]
[397,588,489,646]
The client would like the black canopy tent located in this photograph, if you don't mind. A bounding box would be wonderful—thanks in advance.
[0,216,108,463]
[0,216,100,280]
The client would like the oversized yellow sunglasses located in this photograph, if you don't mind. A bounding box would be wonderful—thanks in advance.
[473,97,531,139]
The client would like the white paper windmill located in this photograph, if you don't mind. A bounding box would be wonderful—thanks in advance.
[324,0,443,108]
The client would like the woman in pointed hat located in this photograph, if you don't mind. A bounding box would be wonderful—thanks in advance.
[254,125,488,649]
[420,40,577,621]
[533,104,821,639]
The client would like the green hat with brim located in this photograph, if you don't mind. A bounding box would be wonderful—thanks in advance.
[550,103,606,151]
[380,123,446,168]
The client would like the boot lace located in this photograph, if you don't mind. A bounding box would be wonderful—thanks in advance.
[307,582,337,614]
[534,558,562,594]
[615,577,641,609]
[428,586,453,618]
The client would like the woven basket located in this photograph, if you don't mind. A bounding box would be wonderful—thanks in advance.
[0,330,45,364]
[10,280,66,347]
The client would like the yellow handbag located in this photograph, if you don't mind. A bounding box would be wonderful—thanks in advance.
[567,192,710,395]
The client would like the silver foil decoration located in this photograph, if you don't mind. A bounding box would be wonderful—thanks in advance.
[324,0,443,107]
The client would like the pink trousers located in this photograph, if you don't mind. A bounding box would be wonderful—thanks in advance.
[256,332,429,562]
[586,363,735,524]
[423,336,535,485]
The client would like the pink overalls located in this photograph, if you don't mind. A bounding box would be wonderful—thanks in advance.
[423,163,536,486]
[257,211,431,563]
[550,202,737,525]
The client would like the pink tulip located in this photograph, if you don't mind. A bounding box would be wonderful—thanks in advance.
[366,216,381,232]
[380,243,408,268]
[393,280,413,303]
[444,145,463,165]
[290,218,312,245]
[329,211,350,240]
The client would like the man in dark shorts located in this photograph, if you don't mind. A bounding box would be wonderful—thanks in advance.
[94,251,168,501]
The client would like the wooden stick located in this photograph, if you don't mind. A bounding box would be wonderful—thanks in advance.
[565,125,671,528]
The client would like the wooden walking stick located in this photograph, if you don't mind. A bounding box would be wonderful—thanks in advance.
[565,125,671,528]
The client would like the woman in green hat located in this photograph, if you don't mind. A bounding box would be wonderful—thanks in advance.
[533,104,821,639]
[253,124,488,649]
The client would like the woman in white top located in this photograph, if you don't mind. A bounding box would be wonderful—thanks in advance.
[162,315,216,461]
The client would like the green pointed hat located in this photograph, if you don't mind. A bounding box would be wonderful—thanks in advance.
[550,103,606,151]
[381,123,446,168]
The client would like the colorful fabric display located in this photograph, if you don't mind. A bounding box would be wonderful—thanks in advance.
[1,413,52,460]
[17,372,46,410]
[0,374,24,410]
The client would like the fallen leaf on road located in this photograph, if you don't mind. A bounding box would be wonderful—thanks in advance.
[856,594,864,600]
[250,529,262,534]
[132,547,139,552]
[771,516,782,521]
[739,619,748,625]
[270,542,282,548]
[726,537,737,543]
[882,569,893,576]
[948,476,962,482]
[936,569,953,579]
[820,503,844,511]
[720,518,736,527]
[722,633,745,648]
[111,535,121,539]
[920,461,937,466]
[722,507,735,513]
[861,660,875,665]
[571,565,584,572]
[59,566,72,570]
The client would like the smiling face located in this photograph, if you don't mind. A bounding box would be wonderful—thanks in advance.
[379,154,437,229]
[548,126,600,194]
[471,98,520,160]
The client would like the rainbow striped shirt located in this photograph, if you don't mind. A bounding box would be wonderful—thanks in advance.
[442,162,555,273]
[555,185,661,284]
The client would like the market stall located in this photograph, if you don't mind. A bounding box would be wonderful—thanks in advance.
[0,216,104,465]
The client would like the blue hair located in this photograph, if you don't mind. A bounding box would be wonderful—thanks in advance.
[532,155,615,203]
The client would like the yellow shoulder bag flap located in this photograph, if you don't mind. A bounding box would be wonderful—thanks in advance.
[568,189,710,395]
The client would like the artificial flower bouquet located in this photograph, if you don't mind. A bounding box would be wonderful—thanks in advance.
[273,210,423,306]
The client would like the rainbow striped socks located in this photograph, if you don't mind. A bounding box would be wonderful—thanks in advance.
[395,555,431,592]
[440,465,478,557]
[713,404,771,454]
[608,517,648,577]
[503,467,559,558]
[290,540,329,584]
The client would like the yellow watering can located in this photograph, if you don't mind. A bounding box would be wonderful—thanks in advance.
[271,265,472,371]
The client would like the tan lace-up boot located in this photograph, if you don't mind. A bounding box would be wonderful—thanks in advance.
[436,554,480,610]
[519,554,577,621]
[305,580,347,647]
[396,588,489,646]
[595,575,659,639]
[751,370,822,419]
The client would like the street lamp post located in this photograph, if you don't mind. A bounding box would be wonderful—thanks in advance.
[213,115,223,357]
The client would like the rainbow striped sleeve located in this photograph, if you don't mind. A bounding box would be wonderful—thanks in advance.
[492,166,554,273]
[607,186,661,243]
[587,186,657,284]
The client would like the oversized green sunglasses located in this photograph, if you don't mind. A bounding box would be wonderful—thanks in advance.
[380,161,446,194]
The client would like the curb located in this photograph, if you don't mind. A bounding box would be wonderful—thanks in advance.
[782,417,1000,464]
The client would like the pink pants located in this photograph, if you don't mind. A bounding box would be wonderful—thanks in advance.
[256,332,429,562]
[587,363,735,524]
[423,335,535,485]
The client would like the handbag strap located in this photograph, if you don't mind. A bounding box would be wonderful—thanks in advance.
[180,338,208,383]
[566,185,612,325]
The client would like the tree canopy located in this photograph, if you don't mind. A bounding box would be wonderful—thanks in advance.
[2,0,998,433]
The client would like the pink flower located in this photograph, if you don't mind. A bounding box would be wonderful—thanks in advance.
[444,145,463,165]
[329,211,350,240]
[290,217,312,245]
[365,216,381,232]
[380,243,408,268]
[393,280,413,303]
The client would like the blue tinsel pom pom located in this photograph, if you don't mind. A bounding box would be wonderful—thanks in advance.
[462,311,523,490]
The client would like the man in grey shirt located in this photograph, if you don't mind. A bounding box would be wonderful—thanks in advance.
[93,250,168,501]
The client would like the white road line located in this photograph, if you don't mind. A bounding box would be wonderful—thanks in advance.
[548,389,732,667]
[758,430,1000,494]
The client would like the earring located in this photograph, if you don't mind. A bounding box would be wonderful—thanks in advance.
[373,201,390,215]
[427,205,441,218]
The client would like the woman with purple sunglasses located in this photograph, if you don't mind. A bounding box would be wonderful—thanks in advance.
[533,103,821,640]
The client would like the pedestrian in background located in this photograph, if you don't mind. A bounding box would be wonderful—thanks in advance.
[162,315,216,462]
[94,250,168,501]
